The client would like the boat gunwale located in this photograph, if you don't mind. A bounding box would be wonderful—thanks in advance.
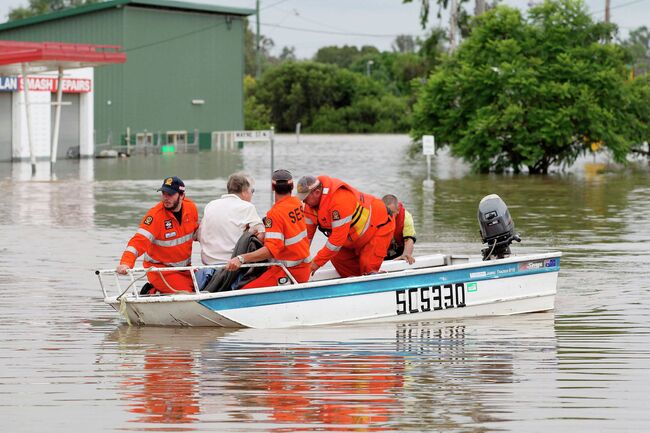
[105,251,562,305]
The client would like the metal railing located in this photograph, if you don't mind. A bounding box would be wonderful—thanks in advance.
[95,262,297,300]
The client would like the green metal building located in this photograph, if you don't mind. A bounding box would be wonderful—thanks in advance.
[0,0,254,149]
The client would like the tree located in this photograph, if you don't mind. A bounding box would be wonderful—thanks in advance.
[8,0,98,21]
[313,45,379,69]
[621,26,650,77]
[348,51,427,96]
[417,27,447,73]
[403,0,496,51]
[278,46,297,62]
[243,18,275,76]
[392,35,417,53]
[243,75,272,130]
[411,0,650,174]
[252,61,409,133]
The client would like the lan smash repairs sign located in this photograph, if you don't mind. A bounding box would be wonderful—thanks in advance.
[0,76,91,93]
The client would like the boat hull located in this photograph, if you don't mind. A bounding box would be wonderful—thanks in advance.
[106,252,561,328]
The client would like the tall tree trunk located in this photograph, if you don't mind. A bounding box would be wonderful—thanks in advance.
[449,0,458,51]
[474,0,486,16]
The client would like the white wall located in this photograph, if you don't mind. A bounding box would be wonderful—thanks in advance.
[10,67,95,160]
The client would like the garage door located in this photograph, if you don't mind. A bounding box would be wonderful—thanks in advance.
[0,93,11,162]
[51,93,80,159]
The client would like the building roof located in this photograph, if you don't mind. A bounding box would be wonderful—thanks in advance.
[0,40,126,75]
[0,0,255,32]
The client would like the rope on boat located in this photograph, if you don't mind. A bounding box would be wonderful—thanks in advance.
[119,296,132,326]
[156,268,184,294]
[116,273,147,301]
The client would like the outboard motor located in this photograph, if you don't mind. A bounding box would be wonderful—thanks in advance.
[478,194,521,260]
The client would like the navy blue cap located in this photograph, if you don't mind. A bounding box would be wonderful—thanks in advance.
[157,176,185,195]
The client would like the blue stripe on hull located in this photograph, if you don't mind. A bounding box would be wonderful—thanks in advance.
[199,258,560,312]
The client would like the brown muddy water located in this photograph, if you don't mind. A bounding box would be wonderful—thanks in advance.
[0,134,649,432]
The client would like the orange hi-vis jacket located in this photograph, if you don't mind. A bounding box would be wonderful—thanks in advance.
[120,198,199,288]
[305,176,389,268]
[264,196,311,268]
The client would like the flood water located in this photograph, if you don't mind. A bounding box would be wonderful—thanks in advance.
[1,134,649,432]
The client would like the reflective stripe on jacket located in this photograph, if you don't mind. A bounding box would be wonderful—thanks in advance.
[264,196,311,268]
[120,198,199,270]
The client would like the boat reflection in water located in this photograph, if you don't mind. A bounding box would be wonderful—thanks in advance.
[107,327,230,426]
[121,349,200,424]
[106,316,554,430]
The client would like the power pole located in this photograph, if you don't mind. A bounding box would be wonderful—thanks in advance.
[256,0,261,79]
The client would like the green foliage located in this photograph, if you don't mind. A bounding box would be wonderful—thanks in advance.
[417,27,447,72]
[411,0,650,173]
[252,61,410,133]
[243,18,276,76]
[346,51,426,96]
[621,26,650,77]
[311,94,411,133]
[243,75,272,130]
[392,35,417,53]
[8,0,98,21]
[313,45,380,69]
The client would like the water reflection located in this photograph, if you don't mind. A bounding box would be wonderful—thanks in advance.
[106,327,231,428]
[123,350,200,424]
[103,317,556,432]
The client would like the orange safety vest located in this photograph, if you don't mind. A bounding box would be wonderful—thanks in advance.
[263,196,311,267]
[120,198,199,271]
[305,176,390,268]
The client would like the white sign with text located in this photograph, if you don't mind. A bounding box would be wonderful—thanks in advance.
[233,130,272,142]
[422,135,435,155]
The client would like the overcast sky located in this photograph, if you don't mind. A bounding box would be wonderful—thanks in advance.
[0,0,648,58]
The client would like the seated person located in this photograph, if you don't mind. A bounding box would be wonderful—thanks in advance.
[196,172,264,288]
[382,194,416,264]
[116,176,199,294]
[224,169,311,288]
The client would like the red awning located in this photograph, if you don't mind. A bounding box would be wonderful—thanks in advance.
[0,40,126,75]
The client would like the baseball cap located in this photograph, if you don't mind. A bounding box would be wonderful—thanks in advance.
[296,175,320,201]
[272,169,293,183]
[157,176,186,194]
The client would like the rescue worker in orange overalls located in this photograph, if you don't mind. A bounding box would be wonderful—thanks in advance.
[296,175,395,278]
[224,169,311,288]
[116,176,199,294]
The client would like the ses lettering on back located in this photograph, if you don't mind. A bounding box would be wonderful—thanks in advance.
[288,207,303,224]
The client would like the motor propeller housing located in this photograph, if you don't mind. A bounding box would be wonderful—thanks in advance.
[478,194,521,260]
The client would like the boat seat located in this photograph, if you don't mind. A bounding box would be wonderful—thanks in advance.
[309,254,448,282]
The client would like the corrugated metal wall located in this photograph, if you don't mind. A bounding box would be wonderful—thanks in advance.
[0,5,245,148]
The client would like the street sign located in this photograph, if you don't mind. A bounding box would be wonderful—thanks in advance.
[422,135,435,155]
[233,130,272,142]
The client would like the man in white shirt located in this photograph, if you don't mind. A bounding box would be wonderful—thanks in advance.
[198,172,264,265]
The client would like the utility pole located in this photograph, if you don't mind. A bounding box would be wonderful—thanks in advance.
[605,0,611,23]
[256,0,261,79]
